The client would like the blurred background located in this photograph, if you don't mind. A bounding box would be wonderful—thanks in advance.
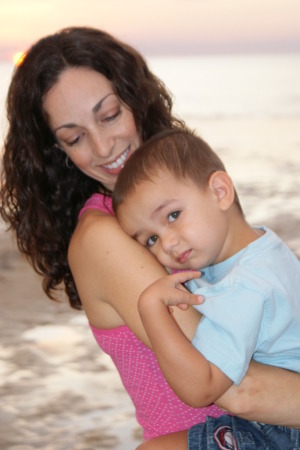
[0,1,300,449]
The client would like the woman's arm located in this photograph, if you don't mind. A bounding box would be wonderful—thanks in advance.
[69,210,300,427]
[68,210,201,346]
[216,360,300,428]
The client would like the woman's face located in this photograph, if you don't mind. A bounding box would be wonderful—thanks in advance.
[43,67,141,191]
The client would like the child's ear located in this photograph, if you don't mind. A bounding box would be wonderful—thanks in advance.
[208,171,235,211]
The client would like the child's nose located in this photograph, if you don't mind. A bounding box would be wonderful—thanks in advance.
[161,231,179,253]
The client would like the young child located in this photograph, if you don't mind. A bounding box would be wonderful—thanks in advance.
[113,130,300,449]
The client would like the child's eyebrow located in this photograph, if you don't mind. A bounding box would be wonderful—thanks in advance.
[131,198,176,241]
[151,199,176,219]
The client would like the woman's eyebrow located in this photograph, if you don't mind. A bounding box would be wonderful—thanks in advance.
[92,92,115,114]
[54,123,76,133]
[54,93,116,133]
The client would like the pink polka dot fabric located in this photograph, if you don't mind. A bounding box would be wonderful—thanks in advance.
[91,325,224,440]
[80,193,224,439]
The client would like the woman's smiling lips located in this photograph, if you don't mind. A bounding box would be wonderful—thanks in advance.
[102,147,131,174]
[177,249,192,264]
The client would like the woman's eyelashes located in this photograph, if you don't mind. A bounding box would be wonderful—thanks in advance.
[102,108,121,123]
[57,130,84,148]
[97,101,122,124]
[60,109,122,148]
[68,134,82,147]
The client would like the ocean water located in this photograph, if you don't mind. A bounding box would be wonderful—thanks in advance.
[1,55,299,244]
[0,54,299,449]
[149,53,300,120]
[148,53,300,256]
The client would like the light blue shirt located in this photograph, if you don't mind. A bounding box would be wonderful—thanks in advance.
[186,227,300,384]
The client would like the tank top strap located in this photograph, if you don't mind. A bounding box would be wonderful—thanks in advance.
[79,193,114,219]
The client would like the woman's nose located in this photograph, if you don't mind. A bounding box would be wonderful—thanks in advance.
[91,131,114,159]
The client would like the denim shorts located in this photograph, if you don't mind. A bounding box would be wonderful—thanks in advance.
[188,415,300,449]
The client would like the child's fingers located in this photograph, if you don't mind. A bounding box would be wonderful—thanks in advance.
[171,271,202,287]
[176,303,190,311]
[165,289,204,307]
[185,293,204,306]
[170,293,205,311]
[144,272,204,308]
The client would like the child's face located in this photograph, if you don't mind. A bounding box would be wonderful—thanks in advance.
[117,171,232,270]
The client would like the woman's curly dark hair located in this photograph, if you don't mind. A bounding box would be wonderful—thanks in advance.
[0,26,188,310]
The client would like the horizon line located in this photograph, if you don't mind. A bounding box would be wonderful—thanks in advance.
[0,47,299,64]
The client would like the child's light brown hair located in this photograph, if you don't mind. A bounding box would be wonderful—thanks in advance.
[113,129,242,214]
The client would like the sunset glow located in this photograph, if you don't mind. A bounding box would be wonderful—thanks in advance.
[0,0,300,60]
[13,51,26,66]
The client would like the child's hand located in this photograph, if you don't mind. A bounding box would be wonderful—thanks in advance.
[140,271,204,310]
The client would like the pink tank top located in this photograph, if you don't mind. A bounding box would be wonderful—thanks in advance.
[79,193,224,440]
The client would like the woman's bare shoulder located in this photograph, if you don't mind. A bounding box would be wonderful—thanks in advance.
[68,209,166,341]
[71,207,116,237]
[67,211,126,327]
[68,208,201,343]
[69,210,120,259]
[70,207,159,261]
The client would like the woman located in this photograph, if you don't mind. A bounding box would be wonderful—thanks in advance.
[1,27,299,447]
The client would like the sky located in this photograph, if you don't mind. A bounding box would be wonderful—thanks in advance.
[0,0,300,61]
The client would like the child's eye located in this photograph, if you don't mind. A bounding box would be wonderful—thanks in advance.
[168,211,180,223]
[146,235,158,248]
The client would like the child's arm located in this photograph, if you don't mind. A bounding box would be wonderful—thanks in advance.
[138,271,233,407]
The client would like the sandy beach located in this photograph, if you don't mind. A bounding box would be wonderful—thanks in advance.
[0,53,299,449]
[1,126,299,449]
[1,116,300,450]
[0,227,143,449]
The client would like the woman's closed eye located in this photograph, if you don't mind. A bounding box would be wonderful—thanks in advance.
[61,111,121,148]
[168,210,180,223]
[97,104,122,125]
[56,128,85,148]
[102,109,121,123]
[67,134,83,147]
